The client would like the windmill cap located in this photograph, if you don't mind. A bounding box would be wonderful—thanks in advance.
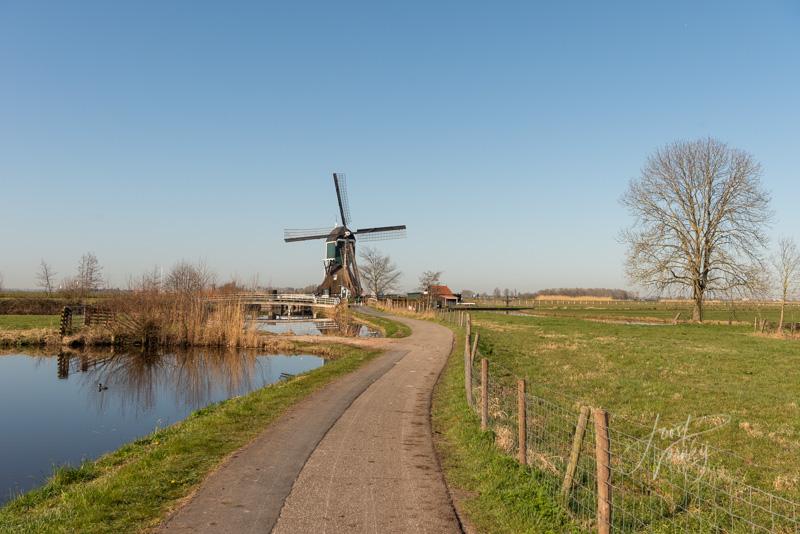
[327,226,353,241]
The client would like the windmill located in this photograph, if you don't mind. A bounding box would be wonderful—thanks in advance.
[284,173,407,300]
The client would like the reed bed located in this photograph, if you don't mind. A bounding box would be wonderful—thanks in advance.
[98,292,264,348]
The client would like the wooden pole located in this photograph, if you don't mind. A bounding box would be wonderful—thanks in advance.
[464,332,474,408]
[561,405,590,500]
[59,306,71,338]
[480,358,489,431]
[517,379,527,465]
[593,408,612,534]
[470,332,479,365]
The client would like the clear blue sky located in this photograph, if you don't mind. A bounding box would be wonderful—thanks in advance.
[1,1,798,293]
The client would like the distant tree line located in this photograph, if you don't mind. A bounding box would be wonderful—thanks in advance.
[460,288,636,300]
[533,288,636,300]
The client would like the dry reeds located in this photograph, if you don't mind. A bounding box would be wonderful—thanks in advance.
[104,291,262,348]
[0,328,61,347]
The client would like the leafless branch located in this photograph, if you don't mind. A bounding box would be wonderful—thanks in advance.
[36,260,57,296]
[772,237,800,331]
[359,247,402,297]
[621,137,772,321]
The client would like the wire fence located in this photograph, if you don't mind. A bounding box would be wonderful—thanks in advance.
[434,308,800,533]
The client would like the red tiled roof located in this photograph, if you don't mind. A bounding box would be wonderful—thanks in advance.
[429,285,455,297]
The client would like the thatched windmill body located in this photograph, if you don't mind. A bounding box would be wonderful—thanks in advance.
[284,173,406,299]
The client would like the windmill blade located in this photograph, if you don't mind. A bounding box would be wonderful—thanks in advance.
[284,228,333,243]
[333,173,352,227]
[354,225,407,242]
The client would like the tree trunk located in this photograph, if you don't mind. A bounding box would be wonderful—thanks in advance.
[692,286,704,322]
[778,301,785,333]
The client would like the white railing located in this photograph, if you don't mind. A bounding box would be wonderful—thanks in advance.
[207,293,341,306]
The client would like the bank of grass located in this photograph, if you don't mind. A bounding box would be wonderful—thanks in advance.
[0,328,59,348]
[470,312,800,502]
[431,323,579,533]
[351,309,411,338]
[0,343,380,533]
[520,302,795,324]
[0,315,60,330]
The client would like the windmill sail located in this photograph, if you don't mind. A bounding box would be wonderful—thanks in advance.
[333,173,352,227]
[354,225,407,242]
[283,228,334,242]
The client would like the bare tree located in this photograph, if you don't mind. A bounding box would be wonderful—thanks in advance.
[36,260,57,295]
[418,270,443,306]
[247,273,261,292]
[77,252,104,294]
[129,266,162,292]
[0,272,4,292]
[59,275,81,298]
[621,138,772,321]
[418,270,443,292]
[772,237,800,332]
[165,260,215,294]
[359,247,402,297]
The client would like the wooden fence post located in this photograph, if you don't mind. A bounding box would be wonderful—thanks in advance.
[593,408,612,534]
[471,332,479,365]
[517,379,527,465]
[59,306,72,338]
[480,358,489,431]
[465,331,474,408]
[561,405,590,500]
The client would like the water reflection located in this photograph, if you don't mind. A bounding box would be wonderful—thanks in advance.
[0,348,324,503]
[56,348,303,414]
[255,318,379,337]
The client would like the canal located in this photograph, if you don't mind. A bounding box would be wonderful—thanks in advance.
[0,349,324,504]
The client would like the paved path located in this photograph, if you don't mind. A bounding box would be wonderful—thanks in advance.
[159,312,461,534]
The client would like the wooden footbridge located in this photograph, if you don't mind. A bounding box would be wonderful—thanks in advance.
[207,293,341,317]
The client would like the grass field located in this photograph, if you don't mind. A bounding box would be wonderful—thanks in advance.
[470,311,800,503]
[527,305,795,324]
[0,343,380,533]
[469,300,799,325]
[0,315,60,330]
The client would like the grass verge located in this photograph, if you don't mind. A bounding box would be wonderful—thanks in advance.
[351,309,411,338]
[431,323,579,534]
[0,343,380,533]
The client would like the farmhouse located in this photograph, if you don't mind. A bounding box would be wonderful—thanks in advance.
[429,285,460,308]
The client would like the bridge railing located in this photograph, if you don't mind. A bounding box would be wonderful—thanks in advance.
[206,293,341,306]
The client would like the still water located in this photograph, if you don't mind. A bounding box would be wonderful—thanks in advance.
[0,349,324,504]
[256,319,380,337]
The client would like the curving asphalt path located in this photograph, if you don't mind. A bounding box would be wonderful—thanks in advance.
[159,310,461,534]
